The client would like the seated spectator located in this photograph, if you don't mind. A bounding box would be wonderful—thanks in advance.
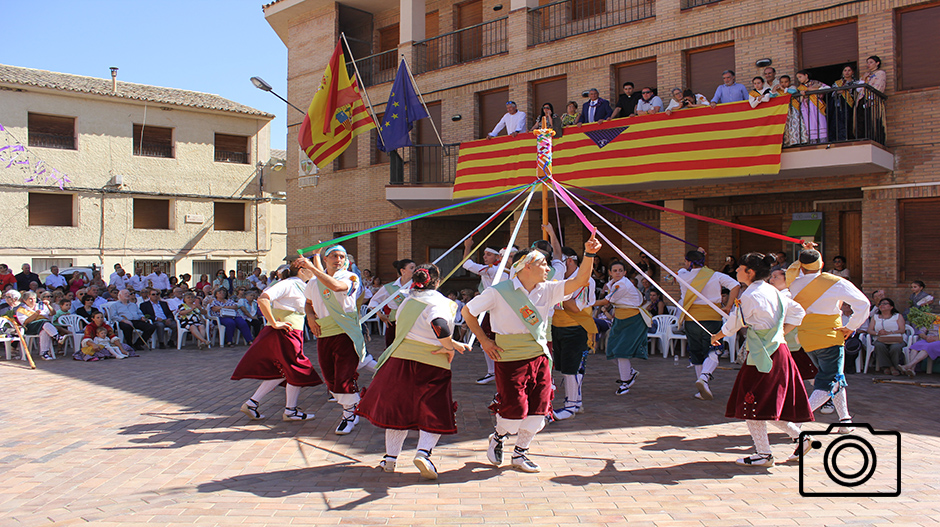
[226,270,238,292]
[709,70,749,107]
[487,101,526,138]
[111,289,153,349]
[165,287,185,313]
[68,272,86,295]
[763,66,779,90]
[75,294,99,320]
[867,298,906,376]
[88,325,128,359]
[748,76,773,108]
[168,276,179,289]
[774,252,788,267]
[258,275,268,289]
[635,87,663,115]
[238,290,263,337]
[79,311,129,361]
[612,82,641,119]
[721,255,737,277]
[907,280,934,315]
[85,285,108,310]
[207,288,253,346]
[644,288,667,316]
[52,298,73,328]
[829,255,850,279]
[89,271,107,291]
[201,284,213,299]
[141,289,176,349]
[15,263,40,292]
[1,289,21,317]
[666,89,708,116]
[901,315,940,377]
[579,88,612,125]
[865,289,886,321]
[28,281,40,293]
[529,102,564,137]
[179,273,192,290]
[561,101,580,126]
[195,274,211,291]
[175,292,210,349]
[247,267,264,289]
[14,291,65,360]
[233,270,250,290]
[267,270,280,287]
[0,264,16,291]
[147,268,172,293]
[44,266,68,290]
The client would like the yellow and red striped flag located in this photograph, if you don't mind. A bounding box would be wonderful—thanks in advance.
[454,96,790,199]
[298,41,376,167]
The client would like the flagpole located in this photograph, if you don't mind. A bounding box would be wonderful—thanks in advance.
[340,32,386,147]
[402,57,444,147]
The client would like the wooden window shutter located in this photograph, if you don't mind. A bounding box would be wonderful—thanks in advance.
[616,59,658,94]
[478,87,510,139]
[901,198,940,282]
[532,76,568,126]
[898,4,940,90]
[686,45,735,99]
[800,22,858,70]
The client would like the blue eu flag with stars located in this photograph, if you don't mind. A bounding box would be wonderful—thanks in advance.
[377,60,429,152]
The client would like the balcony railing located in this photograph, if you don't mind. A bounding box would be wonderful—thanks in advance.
[681,0,722,9]
[413,18,508,74]
[134,142,174,158]
[529,0,655,45]
[389,143,460,185]
[215,150,250,164]
[28,132,75,150]
[347,48,398,88]
[784,83,886,148]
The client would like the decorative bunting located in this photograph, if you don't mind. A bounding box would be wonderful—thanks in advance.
[583,126,629,148]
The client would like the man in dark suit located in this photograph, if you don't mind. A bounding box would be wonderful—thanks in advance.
[579,88,612,125]
[15,263,41,292]
[140,289,176,349]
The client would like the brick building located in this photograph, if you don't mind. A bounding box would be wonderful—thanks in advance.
[263,0,940,300]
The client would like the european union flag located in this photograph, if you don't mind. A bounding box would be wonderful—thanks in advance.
[377,60,429,152]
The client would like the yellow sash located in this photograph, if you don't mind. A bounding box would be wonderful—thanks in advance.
[316,315,344,338]
[270,308,305,332]
[390,338,451,370]
[798,313,844,351]
[615,307,639,319]
[495,333,545,362]
[553,305,598,350]
[792,273,840,310]
[678,267,716,324]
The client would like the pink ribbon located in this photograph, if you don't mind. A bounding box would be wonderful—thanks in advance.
[550,178,595,234]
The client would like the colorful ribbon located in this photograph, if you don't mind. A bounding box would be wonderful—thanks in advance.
[570,191,697,248]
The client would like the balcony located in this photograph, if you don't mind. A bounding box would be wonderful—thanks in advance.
[28,132,75,150]
[529,0,655,46]
[413,18,508,74]
[681,0,723,9]
[347,48,398,88]
[386,143,459,208]
[214,150,250,164]
[134,142,173,159]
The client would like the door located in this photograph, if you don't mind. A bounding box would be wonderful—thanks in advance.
[457,0,483,63]
[374,229,399,283]
[478,87,510,139]
[733,214,783,259]
[840,210,862,284]
[416,102,443,182]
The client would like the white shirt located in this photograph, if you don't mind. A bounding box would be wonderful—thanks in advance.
[665,93,709,111]
[830,268,850,279]
[789,271,870,331]
[367,277,409,312]
[466,277,566,335]
[247,274,264,288]
[396,290,458,346]
[489,111,527,137]
[109,272,127,289]
[871,313,902,334]
[606,276,643,308]
[45,273,68,289]
[165,297,183,313]
[304,270,358,319]
[263,277,308,313]
[678,267,739,306]
[635,96,663,113]
[128,275,146,291]
[146,272,171,291]
[556,267,595,311]
[721,281,805,336]
[147,299,172,320]
[462,260,508,289]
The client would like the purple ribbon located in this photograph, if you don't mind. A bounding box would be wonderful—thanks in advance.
[570,191,697,248]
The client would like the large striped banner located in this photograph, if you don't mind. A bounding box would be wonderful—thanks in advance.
[454,96,790,199]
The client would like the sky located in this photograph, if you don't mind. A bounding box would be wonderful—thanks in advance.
[4,0,293,151]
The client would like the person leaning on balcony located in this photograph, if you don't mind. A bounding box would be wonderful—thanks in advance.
[829,65,857,141]
[748,77,774,108]
[634,87,663,115]
[763,66,780,91]
[665,89,708,116]
[611,82,642,119]
[709,70,749,107]
[529,102,564,137]
[578,89,612,125]
[561,101,580,126]
[856,55,886,143]
[487,101,527,139]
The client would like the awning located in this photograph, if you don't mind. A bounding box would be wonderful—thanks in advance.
[786,219,822,238]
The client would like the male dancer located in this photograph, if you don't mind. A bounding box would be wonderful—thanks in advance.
[461,239,506,385]
[463,232,601,473]
[550,247,596,420]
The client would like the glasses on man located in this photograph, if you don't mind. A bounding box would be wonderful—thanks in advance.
[642,91,652,94]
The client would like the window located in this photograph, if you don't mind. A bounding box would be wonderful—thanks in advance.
[457,0,483,63]
[531,76,567,128]
[334,135,358,170]
[133,124,173,158]
[214,202,247,231]
[27,113,75,150]
[799,21,858,85]
[28,193,74,226]
[134,198,171,230]
[31,258,73,273]
[192,260,225,279]
[134,260,172,276]
[615,58,658,97]
[686,44,735,98]
[215,133,250,164]
[415,102,443,182]
[371,113,390,165]
[429,247,466,278]
[901,198,940,281]
[378,24,399,71]
[898,3,940,90]
[426,11,439,38]
[478,87,509,139]
[334,232,361,265]
[236,260,256,277]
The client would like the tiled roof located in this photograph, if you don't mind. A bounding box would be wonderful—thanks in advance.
[0,64,274,119]
[271,149,287,160]
[261,0,285,9]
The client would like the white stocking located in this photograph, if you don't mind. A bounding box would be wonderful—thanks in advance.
[495,415,520,436]
[285,384,301,408]
[484,353,495,375]
[564,374,581,404]
[250,379,282,403]
[832,387,850,420]
[333,392,360,408]
[808,389,830,412]
[746,420,771,455]
[417,431,441,452]
[702,351,720,376]
[385,429,408,457]
[769,420,801,440]
[694,364,703,378]
[617,358,632,380]
[515,415,545,449]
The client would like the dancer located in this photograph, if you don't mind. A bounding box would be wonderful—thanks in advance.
[368,259,415,348]
[677,249,739,400]
[549,247,596,419]
[593,261,648,395]
[233,260,322,422]
[462,232,602,473]
[358,264,470,479]
[461,238,506,385]
[300,245,367,434]
[787,247,869,431]
[710,253,813,467]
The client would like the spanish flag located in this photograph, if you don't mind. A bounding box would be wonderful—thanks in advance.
[454,96,790,199]
[298,41,376,167]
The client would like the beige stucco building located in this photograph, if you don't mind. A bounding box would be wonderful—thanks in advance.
[0,64,288,281]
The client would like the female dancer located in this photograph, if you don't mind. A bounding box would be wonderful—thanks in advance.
[232,261,322,422]
[358,264,469,479]
[593,261,648,395]
[368,259,416,347]
[710,253,813,467]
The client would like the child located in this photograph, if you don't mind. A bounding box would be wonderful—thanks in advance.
[86,325,127,359]
[53,299,73,327]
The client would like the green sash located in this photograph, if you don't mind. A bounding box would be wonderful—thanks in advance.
[743,293,786,374]
[317,278,366,359]
[374,299,428,370]
[492,280,550,360]
[383,282,408,322]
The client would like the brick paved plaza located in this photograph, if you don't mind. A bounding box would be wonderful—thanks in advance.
[3,340,939,526]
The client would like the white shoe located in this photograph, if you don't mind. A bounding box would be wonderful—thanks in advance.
[693,392,704,400]
[820,401,835,414]
[735,453,774,467]
[335,414,359,435]
[476,373,495,385]
[837,417,855,434]
[240,399,265,420]
[511,448,540,473]
[358,354,378,372]
[552,398,581,420]
[622,369,639,388]
[487,432,506,466]
[282,407,313,422]
[413,450,438,480]
[379,455,397,473]
[695,375,713,400]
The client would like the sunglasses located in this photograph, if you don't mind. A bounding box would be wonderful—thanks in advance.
[642,91,652,94]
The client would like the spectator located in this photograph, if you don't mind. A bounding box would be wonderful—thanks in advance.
[561,101,580,126]
[109,264,127,289]
[207,288,253,346]
[901,318,940,377]
[15,263,40,292]
[168,276,179,289]
[611,82,641,119]
[666,89,708,115]
[529,102,564,137]
[867,298,906,376]
[579,88,613,125]
[763,66,779,90]
[709,70,749,107]
[487,101,526,138]
[111,289,153,349]
[267,270,280,288]
[721,255,737,276]
[86,285,108,310]
[128,267,146,292]
[238,290,263,337]
[233,270,250,290]
[796,70,829,143]
[748,76,773,108]
[645,288,667,316]
[247,267,264,289]
[664,87,685,112]
[258,275,268,289]
[195,274,211,291]
[179,273,192,289]
[201,283,214,299]
[53,298,73,326]
[74,293,97,319]
[773,252,788,267]
[226,270,238,292]
[80,311,127,361]
[0,264,16,290]
[866,289,886,320]
[28,281,40,293]
[175,292,210,349]
[89,270,107,290]
[14,291,65,360]
[634,87,663,115]
[777,75,804,146]
[44,266,68,290]
[857,55,886,143]
[141,289,176,349]
[830,64,856,141]
[147,267,171,292]
[829,256,850,279]
[165,287,185,312]
[1,289,21,317]
[908,280,934,315]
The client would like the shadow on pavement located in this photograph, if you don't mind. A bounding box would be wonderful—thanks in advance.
[551,458,767,486]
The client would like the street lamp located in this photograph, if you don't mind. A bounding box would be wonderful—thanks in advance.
[256,158,286,193]
[250,76,307,115]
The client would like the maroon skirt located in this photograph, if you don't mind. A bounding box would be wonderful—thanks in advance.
[357,357,457,434]
[231,326,322,387]
[725,343,814,422]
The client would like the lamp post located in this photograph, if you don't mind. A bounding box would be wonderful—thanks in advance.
[250,76,307,115]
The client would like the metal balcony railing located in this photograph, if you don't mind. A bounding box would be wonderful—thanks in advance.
[681,0,723,9]
[28,132,75,150]
[347,48,398,88]
[529,0,655,45]
[389,143,460,185]
[214,150,250,164]
[413,18,508,74]
[783,83,887,148]
[134,142,174,158]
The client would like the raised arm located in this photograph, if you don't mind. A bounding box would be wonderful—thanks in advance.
[563,232,601,297]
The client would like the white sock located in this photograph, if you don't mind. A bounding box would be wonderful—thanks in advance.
[334,392,361,408]
[515,428,536,450]
[808,389,830,412]
[564,374,580,405]
[769,420,801,440]
[702,351,720,377]
[285,384,300,408]
[417,430,441,452]
[495,415,520,436]
[484,353,495,375]
[385,429,407,457]
[109,347,125,359]
[746,420,771,455]
[694,364,703,378]
[832,387,850,420]
[251,379,282,403]
[617,358,632,380]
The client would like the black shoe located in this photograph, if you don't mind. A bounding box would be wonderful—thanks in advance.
[159,343,167,349]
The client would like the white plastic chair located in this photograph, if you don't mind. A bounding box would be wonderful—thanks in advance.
[862,325,916,374]
[650,314,686,358]
[666,306,677,317]
[360,305,383,337]
[57,314,89,355]
[0,318,17,360]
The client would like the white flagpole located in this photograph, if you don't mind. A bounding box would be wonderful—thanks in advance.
[340,32,386,147]
[402,57,444,147]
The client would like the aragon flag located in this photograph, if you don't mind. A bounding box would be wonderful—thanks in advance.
[298,40,376,167]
